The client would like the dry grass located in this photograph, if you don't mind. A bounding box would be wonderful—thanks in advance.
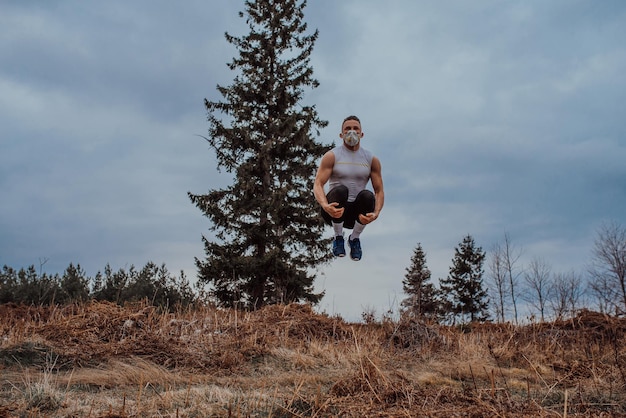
[0,302,625,417]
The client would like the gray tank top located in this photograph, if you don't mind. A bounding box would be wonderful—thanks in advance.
[329,145,374,202]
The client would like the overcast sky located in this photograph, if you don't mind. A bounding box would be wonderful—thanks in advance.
[2,1,625,321]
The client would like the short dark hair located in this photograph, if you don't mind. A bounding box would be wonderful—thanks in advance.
[342,115,361,131]
[343,115,360,124]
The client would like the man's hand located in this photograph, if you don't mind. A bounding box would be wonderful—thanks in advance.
[358,212,378,225]
[324,202,344,219]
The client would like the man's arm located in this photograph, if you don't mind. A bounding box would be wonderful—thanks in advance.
[359,156,384,225]
[313,151,344,219]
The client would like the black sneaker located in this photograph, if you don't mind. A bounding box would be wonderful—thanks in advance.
[333,235,346,257]
[348,236,362,261]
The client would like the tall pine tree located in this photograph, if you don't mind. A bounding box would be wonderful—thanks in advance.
[188,0,332,309]
[440,235,490,323]
[401,243,439,320]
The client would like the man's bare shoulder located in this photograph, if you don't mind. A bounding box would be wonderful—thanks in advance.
[370,155,382,174]
[321,150,336,165]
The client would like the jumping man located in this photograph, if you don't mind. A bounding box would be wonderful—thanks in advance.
[313,115,385,261]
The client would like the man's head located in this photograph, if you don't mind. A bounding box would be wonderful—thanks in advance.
[340,115,363,148]
[342,115,361,132]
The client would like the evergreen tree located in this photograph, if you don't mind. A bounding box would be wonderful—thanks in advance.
[120,263,195,309]
[188,0,331,309]
[0,265,18,303]
[440,235,489,323]
[58,263,90,304]
[92,264,128,304]
[14,265,60,305]
[401,243,439,320]
[121,264,159,305]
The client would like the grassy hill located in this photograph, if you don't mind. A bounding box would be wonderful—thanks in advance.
[1,302,625,417]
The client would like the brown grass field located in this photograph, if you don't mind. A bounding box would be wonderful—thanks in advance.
[1,301,625,417]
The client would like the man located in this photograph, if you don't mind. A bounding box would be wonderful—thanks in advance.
[313,115,384,261]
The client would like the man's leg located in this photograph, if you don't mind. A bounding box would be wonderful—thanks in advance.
[321,185,349,224]
[322,185,349,257]
[348,190,375,261]
[349,190,375,239]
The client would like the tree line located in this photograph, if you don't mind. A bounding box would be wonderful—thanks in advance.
[5,220,622,324]
[401,221,626,324]
[0,262,195,310]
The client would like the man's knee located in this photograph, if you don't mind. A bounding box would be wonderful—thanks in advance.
[356,189,374,200]
[326,185,349,205]
[355,189,375,213]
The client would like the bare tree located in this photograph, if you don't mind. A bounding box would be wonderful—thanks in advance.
[488,232,523,323]
[522,257,552,322]
[550,271,584,320]
[487,242,509,323]
[568,273,586,314]
[502,232,523,324]
[588,221,626,315]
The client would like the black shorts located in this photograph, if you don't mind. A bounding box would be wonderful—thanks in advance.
[321,185,375,229]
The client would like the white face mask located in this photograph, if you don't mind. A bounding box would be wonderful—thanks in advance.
[344,130,360,147]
